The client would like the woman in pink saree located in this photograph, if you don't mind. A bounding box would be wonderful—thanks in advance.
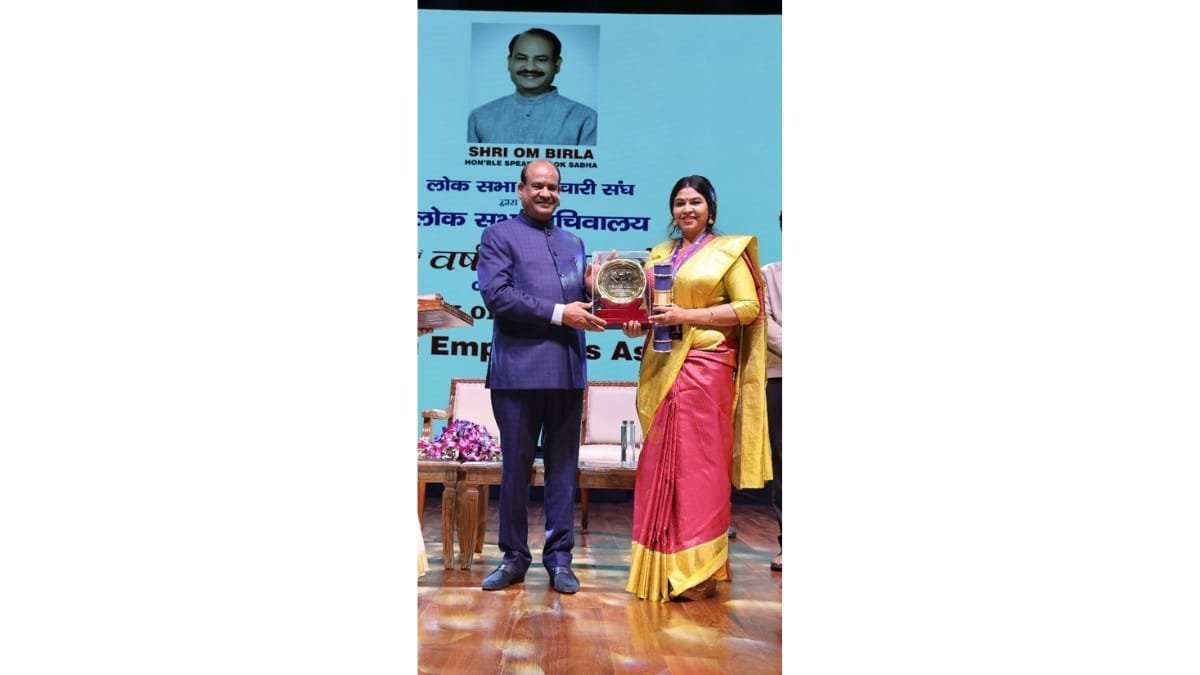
[620,175,771,602]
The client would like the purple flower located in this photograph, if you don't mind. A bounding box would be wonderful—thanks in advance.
[417,419,502,462]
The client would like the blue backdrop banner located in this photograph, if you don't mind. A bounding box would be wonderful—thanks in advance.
[417,8,782,433]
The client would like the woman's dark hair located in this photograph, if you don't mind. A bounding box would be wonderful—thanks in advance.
[667,175,718,239]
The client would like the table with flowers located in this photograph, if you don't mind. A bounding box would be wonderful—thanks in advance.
[418,420,508,569]
[417,459,462,570]
[418,418,638,569]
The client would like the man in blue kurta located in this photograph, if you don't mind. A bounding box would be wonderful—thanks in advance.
[467,28,597,146]
[475,159,606,594]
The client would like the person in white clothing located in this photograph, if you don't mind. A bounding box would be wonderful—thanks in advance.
[762,212,783,571]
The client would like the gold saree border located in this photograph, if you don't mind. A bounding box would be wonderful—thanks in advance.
[625,533,730,602]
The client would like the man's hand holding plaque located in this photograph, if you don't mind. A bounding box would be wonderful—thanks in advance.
[591,250,651,330]
[562,300,607,332]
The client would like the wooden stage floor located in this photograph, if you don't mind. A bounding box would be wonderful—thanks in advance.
[418,495,783,674]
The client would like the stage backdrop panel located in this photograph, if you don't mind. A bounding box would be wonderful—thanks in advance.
[418,6,781,436]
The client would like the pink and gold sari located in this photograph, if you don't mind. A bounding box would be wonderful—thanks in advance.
[625,235,771,602]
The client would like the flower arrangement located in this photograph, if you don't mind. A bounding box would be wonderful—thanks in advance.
[417,419,502,462]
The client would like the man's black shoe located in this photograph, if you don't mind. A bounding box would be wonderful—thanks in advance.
[481,564,526,591]
[548,566,580,594]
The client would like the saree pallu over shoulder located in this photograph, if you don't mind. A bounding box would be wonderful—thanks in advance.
[635,234,772,489]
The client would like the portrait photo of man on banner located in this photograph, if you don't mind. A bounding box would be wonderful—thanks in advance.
[467,23,600,146]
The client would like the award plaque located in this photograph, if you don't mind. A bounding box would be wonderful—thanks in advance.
[592,251,651,329]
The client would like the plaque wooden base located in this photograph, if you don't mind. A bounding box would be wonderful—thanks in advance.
[594,300,649,329]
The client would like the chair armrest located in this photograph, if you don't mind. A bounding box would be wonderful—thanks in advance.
[420,408,449,440]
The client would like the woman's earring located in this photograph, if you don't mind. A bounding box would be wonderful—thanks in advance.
[708,217,714,225]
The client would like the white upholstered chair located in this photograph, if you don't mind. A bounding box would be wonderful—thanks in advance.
[420,378,500,441]
[577,380,640,532]
[578,380,641,464]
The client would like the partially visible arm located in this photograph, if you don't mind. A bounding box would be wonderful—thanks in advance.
[763,265,782,358]
[712,258,760,325]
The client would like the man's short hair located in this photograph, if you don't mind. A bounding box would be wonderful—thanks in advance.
[519,161,562,185]
[508,28,562,62]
